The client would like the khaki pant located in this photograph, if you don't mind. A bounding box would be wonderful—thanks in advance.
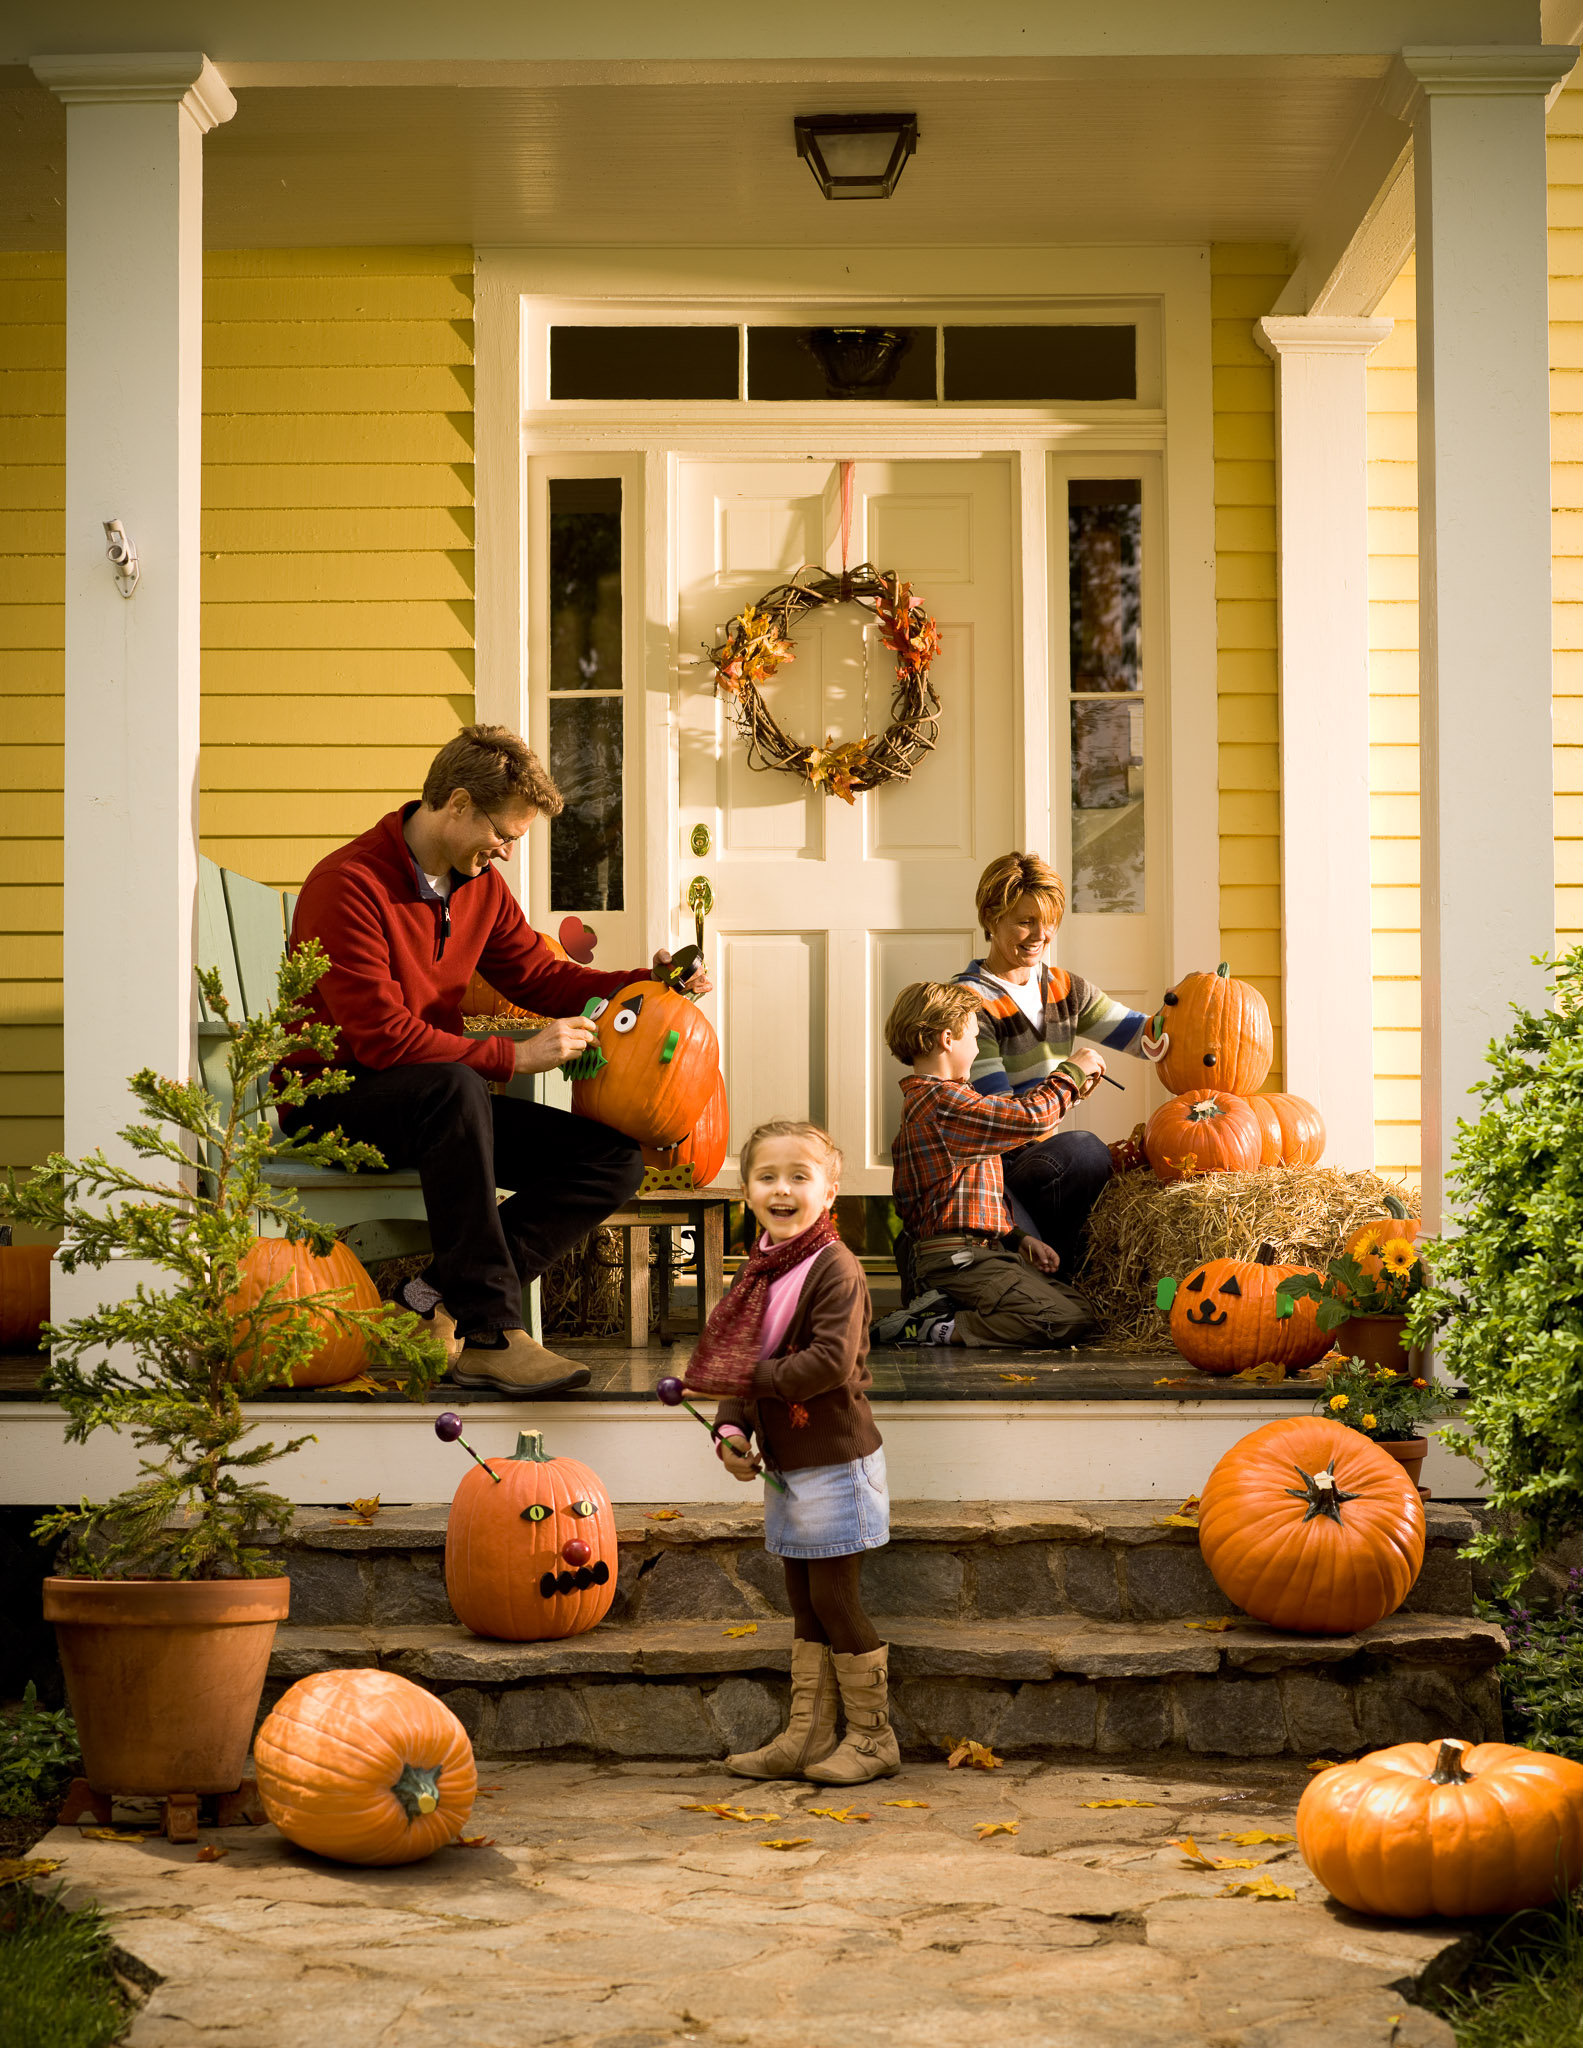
[913,1235,1097,1350]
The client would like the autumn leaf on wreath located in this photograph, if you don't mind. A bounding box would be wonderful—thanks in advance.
[1079,1798,1159,1809]
[1218,1876,1297,1901]
[808,1807,872,1825]
[760,1838,813,1851]
[975,1821,1020,1840]
[947,1740,1004,1771]
[1220,1831,1295,1847]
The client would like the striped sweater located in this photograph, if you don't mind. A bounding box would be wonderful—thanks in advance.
[955,958,1151,1097]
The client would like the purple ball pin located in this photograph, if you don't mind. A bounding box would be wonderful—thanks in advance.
[655,1377,787,1492]
[434,1410,503,1484]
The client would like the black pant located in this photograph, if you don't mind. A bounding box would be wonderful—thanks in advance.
[1003,1128,1113,1276]
[292,1063,644,1339]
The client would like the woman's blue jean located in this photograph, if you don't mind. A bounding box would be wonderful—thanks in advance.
[1003,1127,1113,1275]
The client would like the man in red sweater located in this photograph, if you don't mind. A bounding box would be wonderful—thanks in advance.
[281,724,707,1395]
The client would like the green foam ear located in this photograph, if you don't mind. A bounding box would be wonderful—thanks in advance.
[1275,1293,1294,1319]
[1155,1277,1178,1311]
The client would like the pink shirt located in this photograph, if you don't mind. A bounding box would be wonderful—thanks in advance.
[757,1240,836,1360]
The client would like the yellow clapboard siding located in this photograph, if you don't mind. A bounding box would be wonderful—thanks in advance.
[1371,838,1419,887]
[0,842,63,887]
[203,746,444,792]
[1214,504,1276,552]
[0,468,65,512]
[3,937,61,979]
[203,321,473,368]
[1212,365,1276,413]
[1374,1028,1421,1074]
[203,648,473,695]
[1556,746,1583,793]
[202,697,470,747]
[1218,694,1280,744]
[0,371,64,416]
[1211,318,1271,367]
[0,887,61,934]
[203,415,474,466]
[0,1119,64,1163]
[1218,791,1280,835]
[0,327,65,370]
[204,277,473,324]
[202,507,474,553]
[1212,413,1276,462]
[199,839,382,889]
[1219,838,1280,886]
[0,1025,63,1071]
[1370,697,1419,746]
[0,420,66,465]
[1214,552,1277,602]
[0,1072,62,1118]
[1218,743,1279,791]
[201,792,421,836]
[0,557,63,606]
[203,464,473,510]
[0,608,64,652]
[0,702,60,746]
[1220,884,1281,927]
[1220,932,1280,978]
[202,551,474,605]
[1215,648,1279,692]
[0,748,61,792]
[207,247,472,279]
[1212,460,1277,508]
[0,511,64,553]
[201,600,473,650]
[203,365,473,415]
[1215,599,1278,650]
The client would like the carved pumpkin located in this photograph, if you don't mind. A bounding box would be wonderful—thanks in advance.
[570,979,720,1148]
[1244,1091,1326,1167]
[255,1669,476,1866]
[1198,1415,1425,1634]
[0,1237,52,1349]
[640,1070,728,1192]
[1297,1738,1583,1918]
[1157,1243,1331,1375]
[1144,1090,1263,1183]
[445,1428,618,1641]
[1155,962,1273,1096]
[228,1237,382,1388]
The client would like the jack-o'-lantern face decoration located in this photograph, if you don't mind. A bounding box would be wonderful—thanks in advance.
[1155,1244,1332,1378]
[443,1431,618,1642]
[568,978,720,1148]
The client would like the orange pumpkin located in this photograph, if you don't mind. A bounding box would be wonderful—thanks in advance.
[570,979,720,1148]
[1244,1091,1326,1167]
[1198,1415,1425,1634]
[255,1669,476,1866]
[1155,962,1273,1096]
[1344,1193,1424,1277]
[640,1071,728,1192]
[1159,1243,1331,1375]
[0,1238,52,1349]
[1296,1738,1583,1918]
[228,1237,382,1388]
[1144,1090,1263,1183]
[461,934,566,1021]
[445,1428,618,1641]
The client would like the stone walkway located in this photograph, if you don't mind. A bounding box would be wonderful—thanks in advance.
[46,1757,1473,2047]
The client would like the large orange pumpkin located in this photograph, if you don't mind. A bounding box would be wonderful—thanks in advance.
[1344,1192,1424,1274]
[640,1071,728,1192]
[445,1428,618,1641]
[1159,1243,1331,1375]
[0,1238,52,1349]
[227,1237,382,1388]
[1154,962,1273,1096]
[255,1669,476,1866]
[1144,1089,1263,1183]
[1198,1415,1425,1634]
[1297,1738,1583,1918]
[570,980,719,1148]
[1244,1091,1326,1167]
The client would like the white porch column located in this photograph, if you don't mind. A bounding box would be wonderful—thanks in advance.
[31,55,235,1165]
[1254,315,1392,1169]
[1398,45,1574,1223]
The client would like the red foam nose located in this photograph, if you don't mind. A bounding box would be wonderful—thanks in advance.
[561,1539,592,1567]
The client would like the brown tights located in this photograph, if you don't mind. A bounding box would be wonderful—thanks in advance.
[782,1555,881,1657]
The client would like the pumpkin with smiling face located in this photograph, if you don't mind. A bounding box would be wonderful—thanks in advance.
[569,979,720,1149]
[444,1430,617,1641]
[1157,1243,1331,1375]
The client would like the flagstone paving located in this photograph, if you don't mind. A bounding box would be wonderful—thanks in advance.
[42,1756,1472,2046]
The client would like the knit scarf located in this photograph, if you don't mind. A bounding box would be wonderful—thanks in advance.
[682,1212,840,1397]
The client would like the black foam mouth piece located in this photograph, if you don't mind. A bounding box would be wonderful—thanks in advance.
[539,1562,610,1597]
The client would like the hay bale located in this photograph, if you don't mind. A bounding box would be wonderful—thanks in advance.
[1074,1166,1419,1351]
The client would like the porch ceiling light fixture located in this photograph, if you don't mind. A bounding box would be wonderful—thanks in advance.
[794,113,918,200]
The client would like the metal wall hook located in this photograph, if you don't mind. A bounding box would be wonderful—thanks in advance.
[104,520,139,598]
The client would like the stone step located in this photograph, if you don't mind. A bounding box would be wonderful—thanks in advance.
[264,1610,1507,1762]
[273,1498,1480,1631]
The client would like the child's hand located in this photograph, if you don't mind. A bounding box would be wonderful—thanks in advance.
[1019,1237,1062,1275]
[719,1440,763,1482]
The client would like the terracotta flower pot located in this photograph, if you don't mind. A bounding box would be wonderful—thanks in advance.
[1374,1435,1430,1499]
[43,1576,290,1796]
[1334,1314,1422,1377]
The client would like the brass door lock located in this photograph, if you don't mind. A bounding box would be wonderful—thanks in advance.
[689,823,712,857]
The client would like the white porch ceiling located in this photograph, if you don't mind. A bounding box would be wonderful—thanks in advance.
[0,60,1404,250]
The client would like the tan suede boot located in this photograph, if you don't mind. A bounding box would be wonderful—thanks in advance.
[802,1645,902,1785]
[724,1639,840,1780]
[428,1302,465,1375]
[449,1330,591,1395]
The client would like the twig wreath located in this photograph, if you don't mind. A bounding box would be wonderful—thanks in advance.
[706,563,942,804]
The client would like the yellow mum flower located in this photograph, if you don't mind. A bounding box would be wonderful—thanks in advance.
[1329,1394,1349,1410]
[1361,1414,1377,1430]
[1381,1238,1417,1275]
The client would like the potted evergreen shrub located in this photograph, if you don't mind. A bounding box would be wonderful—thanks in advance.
[0,944,443,1803]
[1406,945,1583,1589]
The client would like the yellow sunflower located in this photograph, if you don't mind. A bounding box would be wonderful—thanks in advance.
[1381,1238,1417,1275]
[1329,1394,1349,1411]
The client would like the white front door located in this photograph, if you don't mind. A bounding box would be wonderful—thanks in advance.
[676,458,1015,1193]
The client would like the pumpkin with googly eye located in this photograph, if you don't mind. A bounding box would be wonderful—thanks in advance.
[1153,962,1273,1097]
[1156,1242,1331,1375]
[568,978,720,1148]
[444,1429,617,1641]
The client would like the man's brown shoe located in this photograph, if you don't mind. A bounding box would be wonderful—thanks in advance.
[449,1329,591,1396]
[428,1303,465,1375]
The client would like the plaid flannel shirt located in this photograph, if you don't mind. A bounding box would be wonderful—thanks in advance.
[891,1071,1081,1240]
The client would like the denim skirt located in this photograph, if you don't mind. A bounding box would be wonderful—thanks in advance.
[763,1447,890,1560]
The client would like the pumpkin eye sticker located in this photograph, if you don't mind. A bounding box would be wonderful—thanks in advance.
[569,1499,599,1519]
[519,1503,551,1523]
[611,995,644,1035]
[1217,1275,1242,1297]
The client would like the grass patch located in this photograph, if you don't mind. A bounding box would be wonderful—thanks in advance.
[1442,1895,1583,2047]
[0,1884,128,2048]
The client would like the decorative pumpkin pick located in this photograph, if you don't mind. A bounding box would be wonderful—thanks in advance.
[655,1375,788,1492]
[1244,1091,1326,1168]
[1144,1089,1263,1183]
[254,1668,476,1866]
[1156,1244,1330,1376]
[1197,1416,1425,1634]
[568,980,720,1149]
[1297,1738,1583,1918]
[226,1237,383,1388]
[1152,963,1273,1097]
[444,1429,618,1640]
[434,1410,502,1484]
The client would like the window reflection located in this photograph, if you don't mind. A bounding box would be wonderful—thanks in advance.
[549,479,624,911]
[1069,482,1143,914]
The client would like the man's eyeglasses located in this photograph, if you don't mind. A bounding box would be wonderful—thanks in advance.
[475,802,527,853]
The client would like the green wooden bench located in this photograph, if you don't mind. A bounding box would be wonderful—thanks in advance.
[196,853,542,1338]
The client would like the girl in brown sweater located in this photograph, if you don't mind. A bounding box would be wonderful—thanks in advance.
[682,1118,897,1786]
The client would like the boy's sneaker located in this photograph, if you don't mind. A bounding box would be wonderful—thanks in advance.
[871,1291,951,1346]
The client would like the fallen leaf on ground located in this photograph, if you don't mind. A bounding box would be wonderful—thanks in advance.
[1080,1798,1160,1809]
[975,1821,1020,1840]
[998,1373,1036,1384]
[350,1496,381,1518]
[722,1624,758,1638]
[1171,1836,1262,1871]
[1152,1378,1196,1388]
[78,1829,149,1843]
[0,1856,62,1884]
[1154,1497,1201,1526]
[332,1377,392,1398]
[1220,1830,1295,1846]
[760,1838,813,1851]
[458,1836,495,1848]
[1218,1876,1297,1901]
[646,1509,685,1521]
[808,1807,871,1824]
[1185,1617,1236,1632]
[946,1740,1004,1771]
[683,1803,780,1824]
[884,1799,931,1809]
[1306,1759,1340,1773]
[195,1843,228,1862]
[1230,1360,1287,1385]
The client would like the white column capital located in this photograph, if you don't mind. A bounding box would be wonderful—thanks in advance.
[1255,315,1394,362]
[1385,44,1576,121]
[31,52,236,132]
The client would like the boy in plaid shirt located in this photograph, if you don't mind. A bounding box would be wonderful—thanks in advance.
[885,981,1105,1348]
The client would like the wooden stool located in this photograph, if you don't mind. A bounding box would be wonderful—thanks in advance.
[600,1190,734,1347]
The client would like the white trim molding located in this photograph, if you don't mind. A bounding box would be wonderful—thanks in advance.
[31,51,236,131]
[1256,314,1392,1170]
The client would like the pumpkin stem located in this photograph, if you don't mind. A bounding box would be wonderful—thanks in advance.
[1216,962,1230,978]
[513,1430,555,1463]
[391,1764,442,1821]
[1255,1242,1277,1265]
[1383,1194,1409,1220]
[1186,1099,1223,1122]
[1286,1462,1362,1524]
[1429,1738,1472,1786]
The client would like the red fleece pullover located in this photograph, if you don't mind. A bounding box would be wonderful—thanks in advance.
[282,806,641,1087]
